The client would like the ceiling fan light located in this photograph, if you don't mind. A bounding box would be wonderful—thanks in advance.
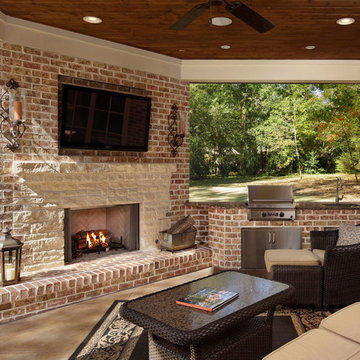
[336,17,355,25]
[211,17,233,26]
[83,16,102,24]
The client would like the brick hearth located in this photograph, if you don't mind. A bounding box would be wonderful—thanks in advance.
[0,247,212,323]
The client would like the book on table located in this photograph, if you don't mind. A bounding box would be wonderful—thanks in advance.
[176,287,239,312]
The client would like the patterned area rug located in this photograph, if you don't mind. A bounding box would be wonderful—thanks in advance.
[69,300,330,360]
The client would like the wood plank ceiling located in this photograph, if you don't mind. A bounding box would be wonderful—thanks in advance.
[1,0,360,60]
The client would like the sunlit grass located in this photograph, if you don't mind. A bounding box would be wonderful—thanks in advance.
[190,173,360,203]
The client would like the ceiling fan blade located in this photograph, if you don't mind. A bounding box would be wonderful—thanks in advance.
[226,1,274,33]
[170,3,210,30]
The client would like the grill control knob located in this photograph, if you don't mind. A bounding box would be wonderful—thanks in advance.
[280,212,285,218]
[262,212,267,217]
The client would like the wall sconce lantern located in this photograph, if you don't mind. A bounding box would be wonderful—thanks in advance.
[0,228,23,286]
[168,103,185,157]
[0,78,26,151]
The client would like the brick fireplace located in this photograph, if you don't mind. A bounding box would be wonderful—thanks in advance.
[0,38,191,274]
[0,39,213,323]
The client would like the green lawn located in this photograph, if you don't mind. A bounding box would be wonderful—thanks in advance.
[190,173,360,203]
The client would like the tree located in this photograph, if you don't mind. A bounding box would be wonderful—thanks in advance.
[190,83,262,177]
[248,84,320,176]
[316,84,360,182]
[189,82,360,180]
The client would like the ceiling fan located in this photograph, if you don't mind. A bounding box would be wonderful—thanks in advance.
[170,0,274,33]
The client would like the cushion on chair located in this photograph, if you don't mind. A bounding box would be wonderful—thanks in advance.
[262,329,360,360]
[348,351,360,359]
[320,302,360,344]
[337,223,360,246]
[312,248,325,265]
[264,249,321,273]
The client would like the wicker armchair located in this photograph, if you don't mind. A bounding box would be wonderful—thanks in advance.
[271,264,323,308]
[270,229,360,308]
[310,229,360,308]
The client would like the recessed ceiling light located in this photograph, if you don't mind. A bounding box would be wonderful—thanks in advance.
[178,49,185,52]
[83,16,103,24]
[211,17,233,26]
[336,17,355,25]
[220,45,231,49]
[305,45,316,50]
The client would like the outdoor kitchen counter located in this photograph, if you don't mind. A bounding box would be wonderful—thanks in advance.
[295,202,360,209]
[188,201,360,209]
[187,201,248,208]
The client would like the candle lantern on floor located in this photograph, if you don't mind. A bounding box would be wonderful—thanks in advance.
[0,228,23,286]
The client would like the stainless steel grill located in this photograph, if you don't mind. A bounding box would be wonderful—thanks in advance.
[247,185,296,220]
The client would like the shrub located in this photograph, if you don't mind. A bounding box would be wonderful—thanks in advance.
[303,151,325,174]
[335,153,359,174]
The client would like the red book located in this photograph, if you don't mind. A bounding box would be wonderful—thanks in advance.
[176,287,238,312]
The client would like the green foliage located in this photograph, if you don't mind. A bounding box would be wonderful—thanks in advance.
[189,83,360,181]
[303,151,324,174]
[335,153,359,173]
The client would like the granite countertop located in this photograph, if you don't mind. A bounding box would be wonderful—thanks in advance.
[187,201,360,209]
[295,202,360,209]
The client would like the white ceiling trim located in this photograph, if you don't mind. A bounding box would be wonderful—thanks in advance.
[181,60,360,82]
[0,12,182,79]
[1,12,360,82]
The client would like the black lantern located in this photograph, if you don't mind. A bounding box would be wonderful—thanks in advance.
[0,228,23,286]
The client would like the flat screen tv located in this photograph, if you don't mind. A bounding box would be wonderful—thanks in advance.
[59,84,151,151]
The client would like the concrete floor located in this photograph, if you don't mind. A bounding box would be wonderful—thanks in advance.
[0,268,214,360]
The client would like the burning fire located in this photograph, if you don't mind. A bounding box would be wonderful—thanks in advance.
[86,231,109,248]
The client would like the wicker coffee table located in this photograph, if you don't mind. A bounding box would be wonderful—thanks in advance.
[120,271,294,360]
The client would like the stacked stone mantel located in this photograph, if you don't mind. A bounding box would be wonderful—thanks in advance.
[11,161,178,272]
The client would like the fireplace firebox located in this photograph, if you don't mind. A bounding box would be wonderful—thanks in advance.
[64,204,139,263]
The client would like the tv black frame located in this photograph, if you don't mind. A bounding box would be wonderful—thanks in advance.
[58,84,152,152]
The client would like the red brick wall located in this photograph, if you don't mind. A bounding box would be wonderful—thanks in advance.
[185,202,209,244]
[186,203,360,269]
[0,40,190,268]
[0,248,212,323]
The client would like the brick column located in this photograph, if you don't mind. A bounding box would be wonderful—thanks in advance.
[208,207,245,269]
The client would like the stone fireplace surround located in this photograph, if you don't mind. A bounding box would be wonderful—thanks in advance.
[13,161,178,272]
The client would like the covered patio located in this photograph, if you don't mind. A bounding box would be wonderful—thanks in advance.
[0,1,359,359]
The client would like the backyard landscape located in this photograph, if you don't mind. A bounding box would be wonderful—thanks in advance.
[190,173,360,202]
[189,83,360,202]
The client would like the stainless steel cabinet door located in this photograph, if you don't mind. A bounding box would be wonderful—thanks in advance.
[271,228,302,249]
[241,228,272,269]
[241,227,302,269]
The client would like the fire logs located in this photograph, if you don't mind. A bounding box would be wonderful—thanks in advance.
[73,229,111,253]
[71,229,126,259]
[167,215,195,234]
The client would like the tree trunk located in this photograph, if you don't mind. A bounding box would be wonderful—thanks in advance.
[343,130,358,183]
[291,95,302,179]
